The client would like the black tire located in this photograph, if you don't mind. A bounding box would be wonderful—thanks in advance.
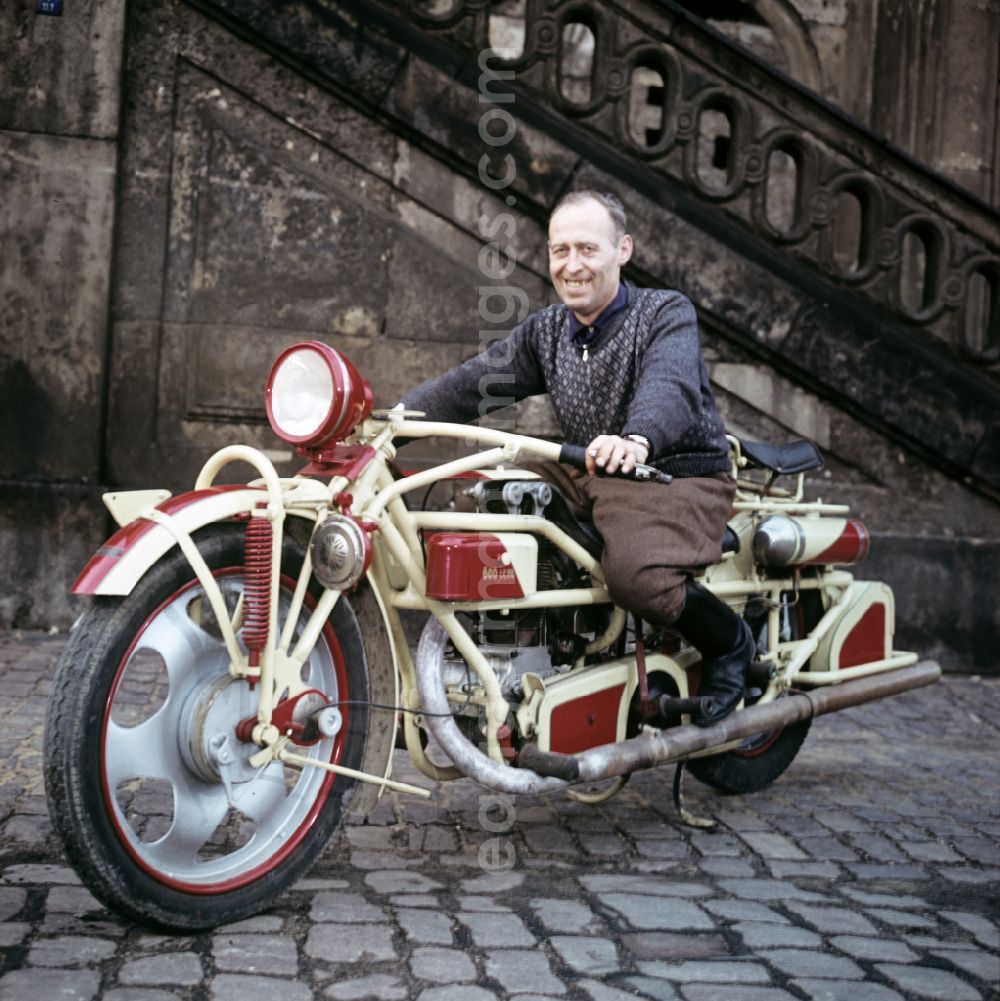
[44,522,370,930]
[686,588,823,795]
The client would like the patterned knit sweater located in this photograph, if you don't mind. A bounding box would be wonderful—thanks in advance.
[401,284,731,478]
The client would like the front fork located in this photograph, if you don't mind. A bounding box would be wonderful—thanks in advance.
[173,444,428,799]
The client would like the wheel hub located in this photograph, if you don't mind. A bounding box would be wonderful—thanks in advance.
[179,675,258,785]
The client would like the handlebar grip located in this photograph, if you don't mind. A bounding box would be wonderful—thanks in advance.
[559,444,589,470]
[558,444,672,485]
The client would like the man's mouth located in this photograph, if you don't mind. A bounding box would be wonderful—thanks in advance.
[564,279,590,290]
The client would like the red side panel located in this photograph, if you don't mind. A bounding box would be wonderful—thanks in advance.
[72,486,261,594]
[811,519,870,566]
[549,685,626,755]
[839,603,887,668]
[424,532,524,601]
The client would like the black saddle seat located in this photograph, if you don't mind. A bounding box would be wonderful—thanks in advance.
[739,438,824,475]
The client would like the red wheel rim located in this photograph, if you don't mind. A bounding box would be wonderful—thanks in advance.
[99,567,350,894]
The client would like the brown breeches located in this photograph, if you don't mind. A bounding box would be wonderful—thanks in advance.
[522,462,736,624]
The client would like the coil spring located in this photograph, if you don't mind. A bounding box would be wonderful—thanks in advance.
[242,516,273,666]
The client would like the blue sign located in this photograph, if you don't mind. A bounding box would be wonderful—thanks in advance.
[36,0,63,15]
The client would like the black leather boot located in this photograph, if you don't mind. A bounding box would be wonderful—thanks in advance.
[660,580,755,727]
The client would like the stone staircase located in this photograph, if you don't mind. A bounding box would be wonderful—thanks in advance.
[200,0,1000,497]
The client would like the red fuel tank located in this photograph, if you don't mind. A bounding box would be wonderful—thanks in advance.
[424,533,526,602]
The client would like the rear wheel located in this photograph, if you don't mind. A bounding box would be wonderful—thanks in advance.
[44,523,369,930]
[686,588,822,795]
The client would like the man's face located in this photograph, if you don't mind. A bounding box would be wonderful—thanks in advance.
[548,199,633,324]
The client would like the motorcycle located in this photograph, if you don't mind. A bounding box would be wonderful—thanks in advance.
[44,340,940,930]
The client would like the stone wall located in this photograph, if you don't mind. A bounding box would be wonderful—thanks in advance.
[0,1,126,627]
[1,0,997,673]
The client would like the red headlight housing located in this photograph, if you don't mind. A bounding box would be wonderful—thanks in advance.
[265,341,372,454]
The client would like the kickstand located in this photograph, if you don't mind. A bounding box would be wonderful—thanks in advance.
[672,762,717,830]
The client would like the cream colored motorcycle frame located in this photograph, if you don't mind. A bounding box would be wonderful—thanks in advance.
[104,417,917,801]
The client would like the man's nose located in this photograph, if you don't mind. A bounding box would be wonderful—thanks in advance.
[566,249,584,271]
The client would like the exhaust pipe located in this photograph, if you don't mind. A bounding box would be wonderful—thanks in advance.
[527,659,942,784]
[415,622,941,794]
[415,624,566,796]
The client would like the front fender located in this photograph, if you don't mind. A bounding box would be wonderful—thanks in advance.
[73,486,267,596]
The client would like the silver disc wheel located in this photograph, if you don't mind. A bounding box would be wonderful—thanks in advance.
[103,569,345,891]
[44,524,369,930]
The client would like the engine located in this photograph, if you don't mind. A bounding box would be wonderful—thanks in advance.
[424,479,612,698]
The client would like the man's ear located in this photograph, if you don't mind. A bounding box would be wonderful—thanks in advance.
[619,234,634,265]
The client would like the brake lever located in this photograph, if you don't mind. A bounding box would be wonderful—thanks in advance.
[630,463,673,485]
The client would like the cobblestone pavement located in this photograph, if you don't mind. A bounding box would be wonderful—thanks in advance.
[0,629,997,1001]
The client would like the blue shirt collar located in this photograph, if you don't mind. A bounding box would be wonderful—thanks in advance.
[567,283,630,347]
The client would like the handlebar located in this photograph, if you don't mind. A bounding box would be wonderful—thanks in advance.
[375,417,673,485]
[558,444,673,485]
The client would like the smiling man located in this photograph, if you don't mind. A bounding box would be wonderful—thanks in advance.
[401,190,754,726]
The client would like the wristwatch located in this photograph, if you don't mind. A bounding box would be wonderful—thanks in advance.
[624,433,651,458]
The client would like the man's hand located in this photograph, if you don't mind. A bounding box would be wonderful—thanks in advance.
[585,434,649,476]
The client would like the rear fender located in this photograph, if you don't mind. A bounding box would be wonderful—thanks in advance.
[73,486,268,596]
[810,581,898,672]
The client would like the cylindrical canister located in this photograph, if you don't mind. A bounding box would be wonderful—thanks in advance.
[751,515,870,568]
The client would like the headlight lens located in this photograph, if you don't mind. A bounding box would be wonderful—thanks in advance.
[266,342,372,449]
[269,348,334,438]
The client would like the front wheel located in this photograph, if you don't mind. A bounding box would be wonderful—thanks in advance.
[44,523,370,930]
[686,588,822,795]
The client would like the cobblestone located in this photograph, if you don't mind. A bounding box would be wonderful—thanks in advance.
[637,959,771,983]
[212,932,299,975]
[530,897,603,934]
[875,963,985,999]
[396,907,454,945]
[549,934,620,975]
[929,948,1000,981]
[761,948,866,980]
[117,952,204,985]
[0,631,997,1001]
[784,903,879,935]
[623,975,680,999]
[0,969,102,1001]
[681,988,798,1001]
[941,910,1000,948]
[409,946,476,983]
[105,989,182,1001]
[620,932,728,960]
[830,935,920,962]
[790,980,907,1000]
[311,890,385,922]
[734,921,823,948]
[600,894,714,930]
[27,934,118,967]
[737,832,809,859]
[459,910,535,946]
[484,949,564,994]
[212,975,314,1001]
